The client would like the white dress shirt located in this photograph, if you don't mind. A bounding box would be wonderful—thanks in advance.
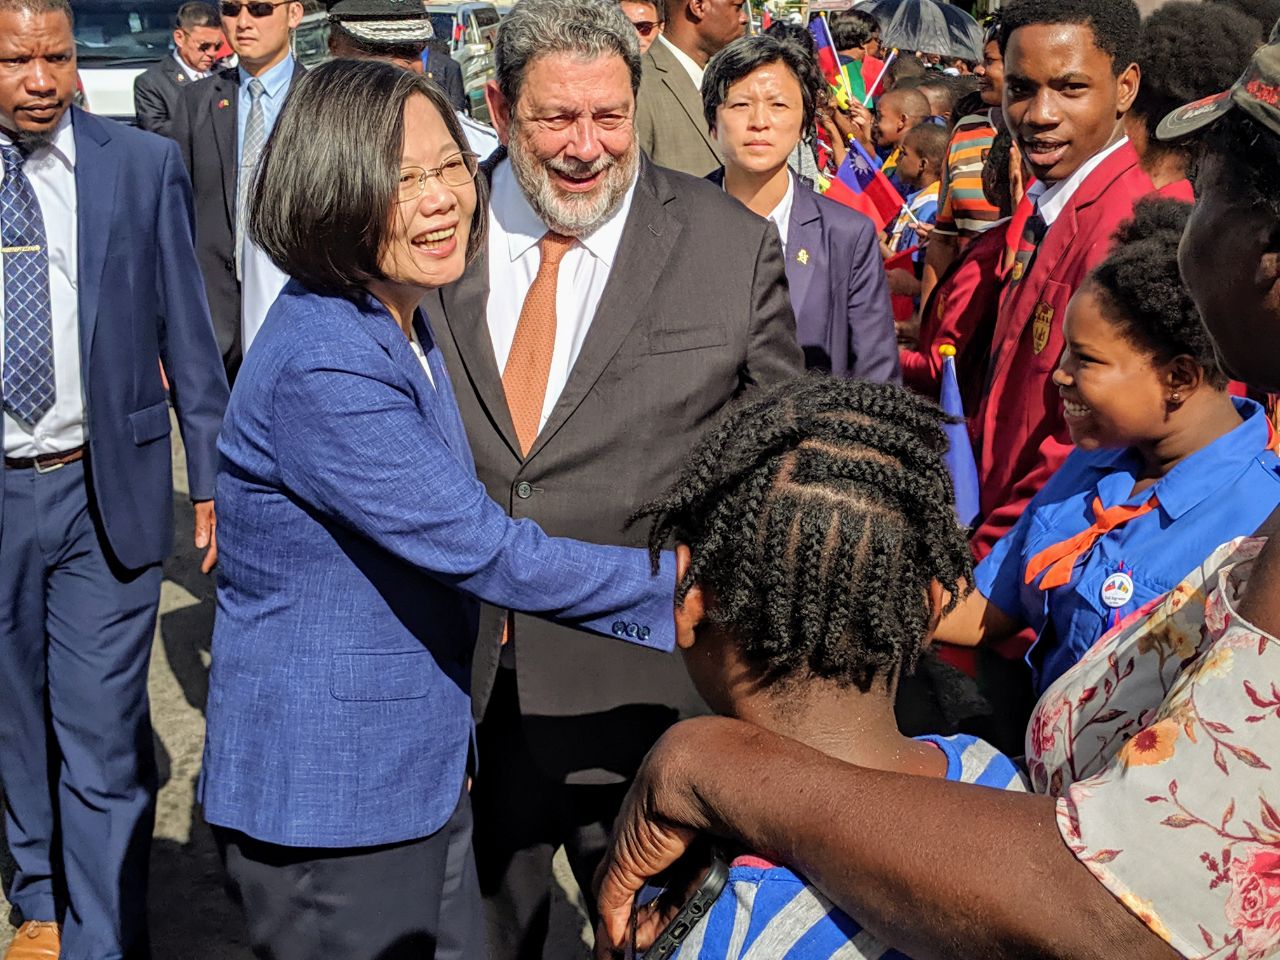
[1027,136,1129,227]
[485,159,637,433]
[765,172,795,248]
[0,112,85,458]
[173,50,206,82]
[659,35,705,88]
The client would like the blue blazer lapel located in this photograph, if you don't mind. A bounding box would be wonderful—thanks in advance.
[785,181,823,315]
[72,108,121,367]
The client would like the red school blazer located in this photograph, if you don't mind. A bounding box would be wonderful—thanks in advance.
[970,143,1156,564]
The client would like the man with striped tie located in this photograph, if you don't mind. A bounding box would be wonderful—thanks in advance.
[173,0,304,383]
[0,0,227,956]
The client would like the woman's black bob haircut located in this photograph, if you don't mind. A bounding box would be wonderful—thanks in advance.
[702,34,819,137]
[249,58,488,302]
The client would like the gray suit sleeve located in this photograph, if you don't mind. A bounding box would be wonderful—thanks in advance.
[743,222,805,388]
[133,70,170,137]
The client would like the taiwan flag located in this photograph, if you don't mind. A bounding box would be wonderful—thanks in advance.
[822,141,904,232]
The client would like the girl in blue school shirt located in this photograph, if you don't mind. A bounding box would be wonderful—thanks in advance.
[934,199,1280,697]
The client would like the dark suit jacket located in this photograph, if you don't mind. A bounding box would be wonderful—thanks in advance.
[133,57,194,140]
[424,154,804,785]
[423,43,467,113]
[172,61,306,377]
[0,108,230,570]
[635,39,722,178]
[709,169,897,382]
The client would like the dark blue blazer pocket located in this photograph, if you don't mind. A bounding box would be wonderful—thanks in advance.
[330,650,434,702]
[129,400,173,445]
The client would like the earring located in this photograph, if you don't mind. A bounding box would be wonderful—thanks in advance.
[1170,392,1182,404]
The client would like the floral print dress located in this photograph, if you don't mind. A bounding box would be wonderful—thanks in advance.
[1027,536,1280,959]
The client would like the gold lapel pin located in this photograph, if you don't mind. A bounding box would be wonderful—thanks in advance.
[796,249,810,265]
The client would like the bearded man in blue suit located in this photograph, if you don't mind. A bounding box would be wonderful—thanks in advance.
[0,1,228,957]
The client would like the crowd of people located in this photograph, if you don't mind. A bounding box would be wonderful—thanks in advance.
[2,0,1280,957]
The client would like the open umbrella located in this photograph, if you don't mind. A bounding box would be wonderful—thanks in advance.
[857,0,982,62]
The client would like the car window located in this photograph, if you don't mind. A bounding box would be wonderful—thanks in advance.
[473,7,499,27]
[71,0,179,65]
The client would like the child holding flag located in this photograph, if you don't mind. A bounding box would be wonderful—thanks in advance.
[883,123,948,306]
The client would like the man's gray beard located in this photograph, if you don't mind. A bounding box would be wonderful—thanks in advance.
[507,123,638,238]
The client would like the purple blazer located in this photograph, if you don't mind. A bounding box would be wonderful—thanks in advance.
[709,169,900,383]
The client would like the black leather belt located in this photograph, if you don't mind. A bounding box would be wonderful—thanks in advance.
[4,445,85,472]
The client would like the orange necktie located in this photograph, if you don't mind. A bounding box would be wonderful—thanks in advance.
[1024,495,1159,591]
[503,231,574,456]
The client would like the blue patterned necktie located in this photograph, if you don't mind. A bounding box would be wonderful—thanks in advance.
[1,141,55,427]
[235,78,267,279]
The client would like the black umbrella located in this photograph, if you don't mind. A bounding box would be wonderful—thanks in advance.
[858,0,982,62]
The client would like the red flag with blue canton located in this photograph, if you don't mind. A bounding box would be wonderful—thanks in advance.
[827,141,903,232]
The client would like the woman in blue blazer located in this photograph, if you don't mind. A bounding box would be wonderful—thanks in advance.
[703,35,900,383]
[200,60,674,959]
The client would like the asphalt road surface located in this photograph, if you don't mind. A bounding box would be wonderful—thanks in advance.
[1,423,591,957]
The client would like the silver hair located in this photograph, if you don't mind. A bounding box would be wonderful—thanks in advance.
[495,0,642,106]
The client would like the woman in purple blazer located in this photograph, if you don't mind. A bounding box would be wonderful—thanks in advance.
[202,59,673,960]
[704,34,900,383]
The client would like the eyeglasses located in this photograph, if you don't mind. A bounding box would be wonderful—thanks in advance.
[631,20,659,36]
[192,40,221,52]
[220,1,289,18]
[398,153,480,202]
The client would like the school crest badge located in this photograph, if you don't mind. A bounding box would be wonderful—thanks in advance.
[1032,302,1054,355]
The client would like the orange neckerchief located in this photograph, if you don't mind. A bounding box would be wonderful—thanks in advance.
[1024,495,1160,591]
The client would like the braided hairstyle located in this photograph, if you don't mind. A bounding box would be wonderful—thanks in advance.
[636,376,973,692]
[1088,198,1227,388]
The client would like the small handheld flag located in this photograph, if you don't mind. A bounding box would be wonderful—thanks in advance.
[938,343,980,527]
[863,49,897,106]
[808,15,853,110]
[820,140,904,232]
[884,246,918,325]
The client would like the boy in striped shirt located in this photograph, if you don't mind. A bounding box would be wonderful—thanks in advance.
[635,377,1026,960]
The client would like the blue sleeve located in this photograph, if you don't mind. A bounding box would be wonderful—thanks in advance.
[270,345,676,652]
[154,139,230,501]
[973,506,1034,624]
[845,221,900,385]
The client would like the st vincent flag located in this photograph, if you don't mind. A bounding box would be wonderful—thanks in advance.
[832,140,903,232]
[884,246,918,325]
[808,17,849,107]
[842,55,887,106]
[939,345,980,527]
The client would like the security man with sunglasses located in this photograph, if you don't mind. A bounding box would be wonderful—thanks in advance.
[133,1,225,139]
[173,0,305,385]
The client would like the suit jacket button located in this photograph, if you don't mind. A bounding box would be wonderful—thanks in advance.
[612,620,627,636]
[515,481,533,499]
[626,623,639,637]
[639,626,651,640]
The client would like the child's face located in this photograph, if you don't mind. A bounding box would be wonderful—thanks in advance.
[873,102,906,147]
[897,143,926,189]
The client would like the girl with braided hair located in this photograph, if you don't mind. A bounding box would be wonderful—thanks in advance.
[632,375,1025,958]
[933,198,1280,698]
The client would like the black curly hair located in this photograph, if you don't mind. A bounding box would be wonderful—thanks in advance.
[1205,0,1279,38]
[636,377,974,692]
[1132,2,1257,156]
[998,0,1140,76]
[1086,198,1227,388]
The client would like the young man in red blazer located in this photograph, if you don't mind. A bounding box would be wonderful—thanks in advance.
[973,0,1153,562]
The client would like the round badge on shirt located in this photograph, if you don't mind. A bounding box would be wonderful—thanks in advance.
[1100,572,1135,609]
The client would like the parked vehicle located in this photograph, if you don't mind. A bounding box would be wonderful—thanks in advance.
[424,1,500,122]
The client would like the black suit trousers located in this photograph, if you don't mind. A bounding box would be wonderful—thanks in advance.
[472,668,628,960]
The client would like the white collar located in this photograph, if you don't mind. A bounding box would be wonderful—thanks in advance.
[659,34,705,86]
[1027,136,1128,226]
[173,50,203,81]
[766,170,795,235]
[491,158,638,267]
[0,108,76,170]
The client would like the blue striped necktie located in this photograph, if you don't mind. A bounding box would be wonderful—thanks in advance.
[1,141,55,427]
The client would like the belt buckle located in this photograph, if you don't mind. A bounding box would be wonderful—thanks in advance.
[34,456,66,474]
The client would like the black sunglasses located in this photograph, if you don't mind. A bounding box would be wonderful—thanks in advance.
[220,0,289,18]
[631,19,659,35]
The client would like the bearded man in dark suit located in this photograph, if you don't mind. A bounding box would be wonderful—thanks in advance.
[422,1,802,956]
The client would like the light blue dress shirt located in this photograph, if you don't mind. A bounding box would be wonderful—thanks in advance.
[236,53,295,165]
